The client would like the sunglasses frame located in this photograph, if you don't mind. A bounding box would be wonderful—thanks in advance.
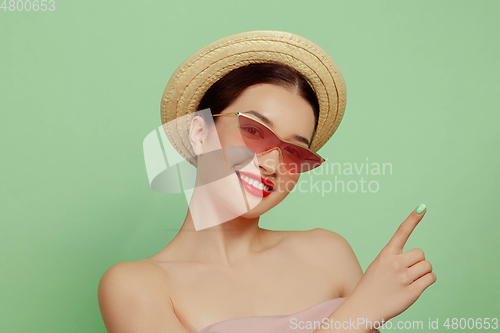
[212,111,325,173]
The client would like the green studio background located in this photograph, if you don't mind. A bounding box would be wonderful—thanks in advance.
[1,0,498,332]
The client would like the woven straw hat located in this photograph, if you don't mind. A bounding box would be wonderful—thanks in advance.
[161,30,346,167]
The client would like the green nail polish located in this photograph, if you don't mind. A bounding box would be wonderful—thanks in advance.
[416,203,426,214]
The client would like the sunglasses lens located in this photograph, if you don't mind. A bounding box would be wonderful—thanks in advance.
[281,145,323,173]
[238,115,281,151]
[237,115,323,173]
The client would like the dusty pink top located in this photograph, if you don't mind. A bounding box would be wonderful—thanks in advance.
[198,297,359,333]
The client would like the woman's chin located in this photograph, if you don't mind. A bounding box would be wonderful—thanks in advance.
[239,195,285,219]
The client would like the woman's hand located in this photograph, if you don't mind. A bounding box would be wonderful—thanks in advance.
[350,205,437,322]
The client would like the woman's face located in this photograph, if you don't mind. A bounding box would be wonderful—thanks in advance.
[210,83,317,218]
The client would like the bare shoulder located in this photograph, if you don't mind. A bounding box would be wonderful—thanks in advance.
[101,260,171,281]
[277,228,353,255]
[97,261,169,313]
[278,228,364,297]
[98,261,187,333]
[99,261,169,295]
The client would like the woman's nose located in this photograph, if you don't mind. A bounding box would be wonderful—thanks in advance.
[257,148,283,174]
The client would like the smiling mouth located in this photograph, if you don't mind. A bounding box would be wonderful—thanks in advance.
[239,174,272,191]
[235,171,275,196]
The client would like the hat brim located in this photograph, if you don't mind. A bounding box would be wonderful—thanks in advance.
[161,30,346,167]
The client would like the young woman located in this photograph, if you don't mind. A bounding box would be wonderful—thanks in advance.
[98,31,436,333]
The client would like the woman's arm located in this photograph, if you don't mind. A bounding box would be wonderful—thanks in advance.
[98,261,189,333]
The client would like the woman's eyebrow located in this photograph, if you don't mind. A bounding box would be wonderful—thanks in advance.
[242,110,311,147]
[243,110,274,127]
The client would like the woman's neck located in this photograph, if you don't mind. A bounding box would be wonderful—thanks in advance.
[167,210,268,266]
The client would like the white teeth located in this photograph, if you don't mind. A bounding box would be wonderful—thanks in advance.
[239,174,271,191]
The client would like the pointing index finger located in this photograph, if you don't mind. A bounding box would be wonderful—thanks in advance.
[385,204,427,254]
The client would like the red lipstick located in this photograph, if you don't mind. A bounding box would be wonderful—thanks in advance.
[235,171,274,198]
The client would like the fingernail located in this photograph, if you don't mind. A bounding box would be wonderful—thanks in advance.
[416,203,426,214]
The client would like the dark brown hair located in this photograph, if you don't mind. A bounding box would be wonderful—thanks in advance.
[197,63,320,142]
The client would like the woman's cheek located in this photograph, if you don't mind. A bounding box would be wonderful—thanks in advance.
[276,176,299,194]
